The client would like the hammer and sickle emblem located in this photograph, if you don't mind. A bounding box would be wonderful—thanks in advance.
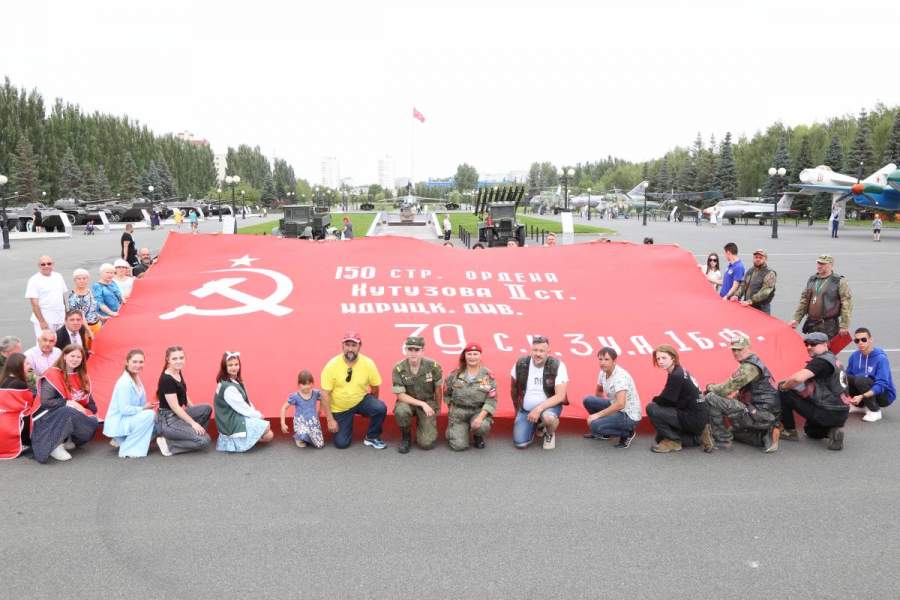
[159,268,293,320]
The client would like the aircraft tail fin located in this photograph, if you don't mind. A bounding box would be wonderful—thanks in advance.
[864,163,898,186]
[628,181,649,198]
[776,193,795,211]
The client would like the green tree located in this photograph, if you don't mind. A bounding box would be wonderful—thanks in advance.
[58,146,83,198]
[260,172,276,206]
[157,158,177,198]
[694,134,717,192]
[714,133,737,198]
[454,163,479,191]
[141,160,162,199]
[11,135,38,203]
[95,164,112,200]
[81,165,99,201]
[882,109,900,166]
[763,134,790,199]
[847,108,874,176]
[790,136,813,213]
[824,133,845,172]
[121,152,142,198]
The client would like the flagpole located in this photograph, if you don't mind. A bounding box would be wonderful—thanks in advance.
[410,107,415,195]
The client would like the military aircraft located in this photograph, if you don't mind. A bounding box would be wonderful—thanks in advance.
[792,163,900,213]
[703,193,798,224]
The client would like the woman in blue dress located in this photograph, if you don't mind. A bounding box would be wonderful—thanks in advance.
[213,351,273,452]
[103,349,157,458]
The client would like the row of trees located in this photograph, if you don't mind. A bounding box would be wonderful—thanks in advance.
[0,78,219,203]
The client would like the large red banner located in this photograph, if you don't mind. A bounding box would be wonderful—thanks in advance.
[89,234,808,420]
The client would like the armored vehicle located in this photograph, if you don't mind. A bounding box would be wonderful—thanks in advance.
[474,186,526,247]
[279,204,331,239]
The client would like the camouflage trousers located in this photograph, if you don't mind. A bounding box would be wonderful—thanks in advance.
[704,393,778,445]
[446,405,493,451]
[393,400,441,449]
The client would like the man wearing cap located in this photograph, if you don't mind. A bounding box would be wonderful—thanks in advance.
[392,336,443,454]
[703,336,781,453]
[320,331,387,449]
[789,254,852,340]
[777,332,850,450]
[733,249,777,314]
[510,335,568,450]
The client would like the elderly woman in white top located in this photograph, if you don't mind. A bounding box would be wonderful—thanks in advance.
[112,259,135,300]
[103,349,157,457]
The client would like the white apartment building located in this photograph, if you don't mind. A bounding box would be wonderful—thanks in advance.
[321,157,340,189]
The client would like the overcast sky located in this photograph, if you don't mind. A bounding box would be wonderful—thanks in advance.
[4,0,899,185]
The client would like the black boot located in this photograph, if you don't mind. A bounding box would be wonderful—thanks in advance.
[473,435,485,449]
[398,429,411,454]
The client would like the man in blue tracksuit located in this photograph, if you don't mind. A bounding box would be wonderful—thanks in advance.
[846,327,896,423]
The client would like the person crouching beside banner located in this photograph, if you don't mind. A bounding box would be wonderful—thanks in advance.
[393,336,444,454]
[510,335,568,451]
[582,347,642,448]
[213,352,274,453]
[703,336,781,454]
[280,370,325,448]
[32,345,99,463]
[103,349,157,458]
[444,343,496,451]
[320,332,387,450]
[155,346,211,457]
[645,345,711,453]
[0,354,37,458]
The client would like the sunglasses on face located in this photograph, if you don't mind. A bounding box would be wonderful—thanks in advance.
[40,262,53,266]
[708,258,718,263]
[345,368,353,382]
[854,337,868,343]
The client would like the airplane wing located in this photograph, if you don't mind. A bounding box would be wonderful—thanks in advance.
[790,183,850,195]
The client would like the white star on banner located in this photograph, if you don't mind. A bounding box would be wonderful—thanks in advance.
[229,255,260,267]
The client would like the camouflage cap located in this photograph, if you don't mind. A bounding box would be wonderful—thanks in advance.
[752,248,767,257]
[816,254,834,264]
[729,335,750,350]
[404,336,425,349]
[803,332,829,345]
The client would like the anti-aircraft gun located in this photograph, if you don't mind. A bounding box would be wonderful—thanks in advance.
[474,185,526,247]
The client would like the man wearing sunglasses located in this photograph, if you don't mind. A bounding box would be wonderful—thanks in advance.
[789,254,852,340]
[777,332,850,450]
[320,331,387,449]
[845,328,895,423]
[25,255,68,341]
[392,336,443,454]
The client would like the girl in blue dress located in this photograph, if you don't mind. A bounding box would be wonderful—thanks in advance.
[280,370,324,448]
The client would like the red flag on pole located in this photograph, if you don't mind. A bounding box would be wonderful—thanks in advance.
[413,107,425,123]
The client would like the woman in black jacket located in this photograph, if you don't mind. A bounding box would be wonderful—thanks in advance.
[646,345,712,453]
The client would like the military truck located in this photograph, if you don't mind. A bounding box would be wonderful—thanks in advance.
[474,186,526,247]
[279,204,331,239]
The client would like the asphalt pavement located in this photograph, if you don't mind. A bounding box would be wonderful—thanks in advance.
[2,213,899,599]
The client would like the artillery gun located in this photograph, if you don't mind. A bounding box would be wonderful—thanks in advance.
[474,186,526,247]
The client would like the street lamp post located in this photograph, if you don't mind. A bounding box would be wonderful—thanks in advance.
[557,167,575,211]
[148,185,154,202]
[224,175,241,232]
[767,166,786,239]
[0,174,9,249]
[240,190,245,219]
[586,188,592,220]
[217,188,223,222]
[642,192,648,226]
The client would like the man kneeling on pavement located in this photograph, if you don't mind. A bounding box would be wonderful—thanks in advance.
[704,335,781,453]
[777,332,849,451]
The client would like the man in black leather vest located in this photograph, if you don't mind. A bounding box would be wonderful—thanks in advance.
[789,254,853,340]
[734,249,777,315]
[510,336,568,450]
[778,332,850,450]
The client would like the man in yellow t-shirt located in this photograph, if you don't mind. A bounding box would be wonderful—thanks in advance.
[320,331,387,449]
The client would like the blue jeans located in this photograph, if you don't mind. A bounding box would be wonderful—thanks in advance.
[331,394,387,449]
[583,396,636,437]
[513,405,563,447]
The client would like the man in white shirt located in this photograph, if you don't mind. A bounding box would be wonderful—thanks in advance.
[24,255,68,341]
[510,336,568,450]
[24,330,62,377]
[582,346,642,448]
[442,214,452,241]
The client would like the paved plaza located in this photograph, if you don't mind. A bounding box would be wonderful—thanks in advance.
[2,214,899,599]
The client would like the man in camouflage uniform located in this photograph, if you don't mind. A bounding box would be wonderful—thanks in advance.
[444,343,497,451]
[789,254,852,340]
[392,336,443,454]
[703,335,781,453]
[734,248,777,314]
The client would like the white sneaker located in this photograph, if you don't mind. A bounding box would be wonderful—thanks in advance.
[50,445,72,461]
[157,436,172,457]
[848,404,866,414]
[109,438,120,448]
[862,409,883,423]
[542,431,556,450]
[63,440,76,450]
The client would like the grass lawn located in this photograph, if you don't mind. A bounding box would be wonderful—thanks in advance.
[238,213,376,235]
[448,213,614,236]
